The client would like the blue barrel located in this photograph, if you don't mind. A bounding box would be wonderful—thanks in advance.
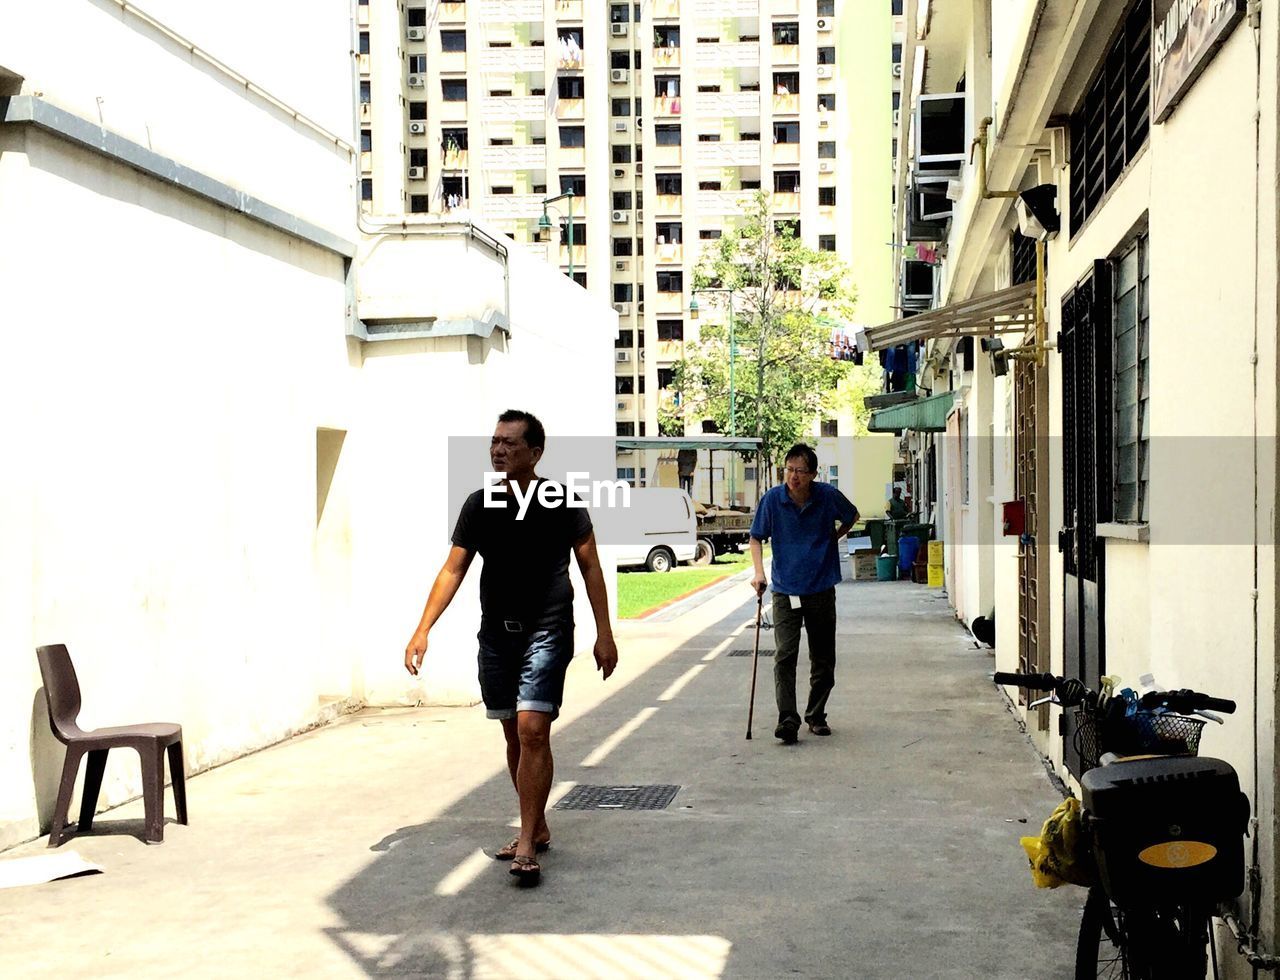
[898,535,921,573]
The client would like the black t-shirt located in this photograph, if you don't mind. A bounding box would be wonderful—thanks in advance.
[451,480,593,633]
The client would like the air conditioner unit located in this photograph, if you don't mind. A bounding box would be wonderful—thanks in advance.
[893,63,903,77]
[635,162,643,174]
[615,259,630,271]
[617,401,627,411]
[639,345,646,356]
[407,166,425,179]
[816,65,833,79]
[817,116,829,127]
[637,301,645,314]
[408,121,427,134]
[408,74,425,87]
[611,22,629,37]
[613,120,629,132]
[612,210,628,223]
[636,209,644,221]
[613,167,627,178]
[616,341,632,354]
[611,68,630,83]
[893,109,901,127]
[818,161,833,172]
[816,17,831,31]
[406,27,426,41]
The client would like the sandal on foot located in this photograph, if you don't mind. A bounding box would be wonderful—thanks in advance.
[495,837,550,861]
[509,855,541,882]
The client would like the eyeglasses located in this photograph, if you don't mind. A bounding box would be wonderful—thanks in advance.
[784,466,813,476]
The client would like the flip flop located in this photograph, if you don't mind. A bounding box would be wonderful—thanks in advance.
[509,854,541,882]
[495,837,551,861]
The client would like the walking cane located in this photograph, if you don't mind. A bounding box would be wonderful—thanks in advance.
[745,590,764,740]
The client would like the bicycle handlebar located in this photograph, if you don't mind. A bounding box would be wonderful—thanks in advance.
[1141,688,1237,715]
[993,671,1057,692]
[993,672,1237,714]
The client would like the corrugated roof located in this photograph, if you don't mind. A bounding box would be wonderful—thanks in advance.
[867,390,957,433]
[865,281,1036,351]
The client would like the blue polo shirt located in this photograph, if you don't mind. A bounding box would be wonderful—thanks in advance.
[750,482,858,596]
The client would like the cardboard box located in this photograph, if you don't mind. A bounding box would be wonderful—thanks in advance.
[851,552,879,581]
[927,540,944,566]
[927,563,944,587]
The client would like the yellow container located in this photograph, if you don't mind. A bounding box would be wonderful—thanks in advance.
[927,564,944,587]
[928,540,944,565]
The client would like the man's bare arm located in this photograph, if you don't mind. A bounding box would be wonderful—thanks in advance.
[572,532,618,680]
[404,545,475,676]
[749,536,767,595]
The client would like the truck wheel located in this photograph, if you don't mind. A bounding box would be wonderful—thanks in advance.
[692,540,715,566]
[645,547,675,573]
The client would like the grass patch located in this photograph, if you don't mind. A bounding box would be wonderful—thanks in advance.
[616,550,761,619]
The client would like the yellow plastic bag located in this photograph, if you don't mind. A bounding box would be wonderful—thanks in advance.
[1019,797,1097,889]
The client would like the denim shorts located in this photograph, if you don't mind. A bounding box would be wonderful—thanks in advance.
[477,624,574,720]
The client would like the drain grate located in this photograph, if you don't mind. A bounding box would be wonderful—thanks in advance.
[727,648,774,657]
[554,784,680,811]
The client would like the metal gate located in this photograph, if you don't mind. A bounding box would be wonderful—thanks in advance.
[1015,354,1049,731]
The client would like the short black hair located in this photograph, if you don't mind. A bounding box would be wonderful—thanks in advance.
[784,443,818,474]
[497,409,546,451]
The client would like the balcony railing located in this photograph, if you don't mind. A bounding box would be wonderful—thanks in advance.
[438,51,468,73]
[653,145,683,167]
[656,339,683,361]
[772,191,800,213]
[440,99,469,122]
[697,189,754,214]
[360,151,372,173]
[700,92,760,117]
[480,46,545,72]
[481,96,545,121]
[772,92,800,114]
[653,0,681,17]
[442,148,470,170]
[772,142,801,165]
[653,47,681,69]
[482,194,547,221]
[695,141,760,167]
[439,2,468,23]
[654,95,682,117]
[695,0,755,15]
[558,146,586,168]
[357,53,371,75]
[481,144,547,170]
[479,0,543,23]
[555,98,585,120]
[772,44,800,66]
[695,41,759,68]
[653,292,686,314]
[655,242,684,264]
[654,193,682,215]
[555,0,583,18]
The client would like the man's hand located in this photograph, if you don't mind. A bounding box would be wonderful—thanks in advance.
[750,572,768,597]
[405,630,428,676]
[594,635,619,680]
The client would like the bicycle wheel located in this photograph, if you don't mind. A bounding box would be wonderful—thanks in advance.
[1124,905,1209,979]
[1075,887,1128,980]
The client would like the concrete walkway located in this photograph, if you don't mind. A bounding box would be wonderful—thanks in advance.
[0,574,1082,978]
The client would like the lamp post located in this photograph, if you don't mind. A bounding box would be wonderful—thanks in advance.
[690,287,739,505]
[538,189,576,279]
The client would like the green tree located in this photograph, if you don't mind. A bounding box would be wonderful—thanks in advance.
[666,192,856,478]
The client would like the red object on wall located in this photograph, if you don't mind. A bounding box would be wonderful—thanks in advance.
[1002,500,1026,537]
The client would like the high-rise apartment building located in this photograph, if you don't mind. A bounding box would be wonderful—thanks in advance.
[359,0,891,502]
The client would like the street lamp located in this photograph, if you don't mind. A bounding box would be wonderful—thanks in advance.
[538,189,576,279]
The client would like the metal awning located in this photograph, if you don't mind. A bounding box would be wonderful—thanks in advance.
[616,436,762,452]
[867,390,957,433]
[865,281,1036,351]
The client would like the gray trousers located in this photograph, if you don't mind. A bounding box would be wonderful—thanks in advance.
[771,587,837,727]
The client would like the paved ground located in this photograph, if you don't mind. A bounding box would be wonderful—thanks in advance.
[0,572,1083,978]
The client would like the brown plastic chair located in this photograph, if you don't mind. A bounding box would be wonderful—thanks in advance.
[36,644,187,846]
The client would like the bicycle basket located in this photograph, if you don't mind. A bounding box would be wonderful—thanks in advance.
[1073,707,1206,771]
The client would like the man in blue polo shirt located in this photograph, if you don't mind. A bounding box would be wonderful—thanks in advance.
[749,444,859,743]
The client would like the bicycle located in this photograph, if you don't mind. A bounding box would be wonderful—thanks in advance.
[993,670,1252,979]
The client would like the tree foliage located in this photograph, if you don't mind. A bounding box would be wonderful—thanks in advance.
[664,192,857,476]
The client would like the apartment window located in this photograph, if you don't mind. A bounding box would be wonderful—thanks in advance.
[614,283,634,302]
[657,320,684,341]
[612,144,632,163]
[1068,0,1151,234]
[359,81,371,104]
[441,127,468,150]
[359,32,370,55]
[773,72,800,95]
[442,79,467,101]
[745,466,757,481]
[610,3,630,22]
[612,98,632,116]
[613,191,633,210]
[773,22,799,44]
[892,91,901,111]
[817,93,836,111]
[410,194,430,212]
[410,148,428,167]
[656,270,684,293]
[634,48,643,69]
[892,43,902,63]
[489,137,513,146]
[817,46,836,65]
[698,180,721,191]
[658,368,676,389]
[361,179,373,201]
[698,84,722,93]
[655,173,682,195]
[818,0,835,13]
[892,0,904,13]
[558,27,584,48]
[655,124,682,146]
[655,75,681,97]
[775,220,800,239]
[698,133,722,143]
[558,76,585,100]
[699,228,723,239]
[773,171,801,193]
[617,423,636,437]
[820,419,838,437]
[360,130,372,152]
[613,237,634,256]
[819,186,836,206]
[572,272,587,288]
[441,176,464,200]
[407,6,426,25]
[818,141,837,158]
[409,54,427,73]
[741,179,762,189]
[635,96,643,115]
[559,222,586,246]
[441,30,466,52]
[616,330,633,348]
[655,221,682,244]
[616,376,635,395]
[773,121,799,144]
[617,467,636,483]
[819,234,837,252]
[490,185,513,195]
[559,126,586,147]
[409,101,427,120]
[560,174,586,196]
[611,50,630,69]
[655,26,681,48]
[1112,233,1149,522]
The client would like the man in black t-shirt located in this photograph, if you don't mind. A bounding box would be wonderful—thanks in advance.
[405,410,618,884]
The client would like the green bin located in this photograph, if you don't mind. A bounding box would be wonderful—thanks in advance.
[865,519,886,553]
[876,555,897,581]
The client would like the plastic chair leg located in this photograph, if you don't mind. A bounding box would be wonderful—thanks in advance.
[167,741,188,825]
[78,749,109,832]
[48,746,84,848]
[139,742,166,843]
